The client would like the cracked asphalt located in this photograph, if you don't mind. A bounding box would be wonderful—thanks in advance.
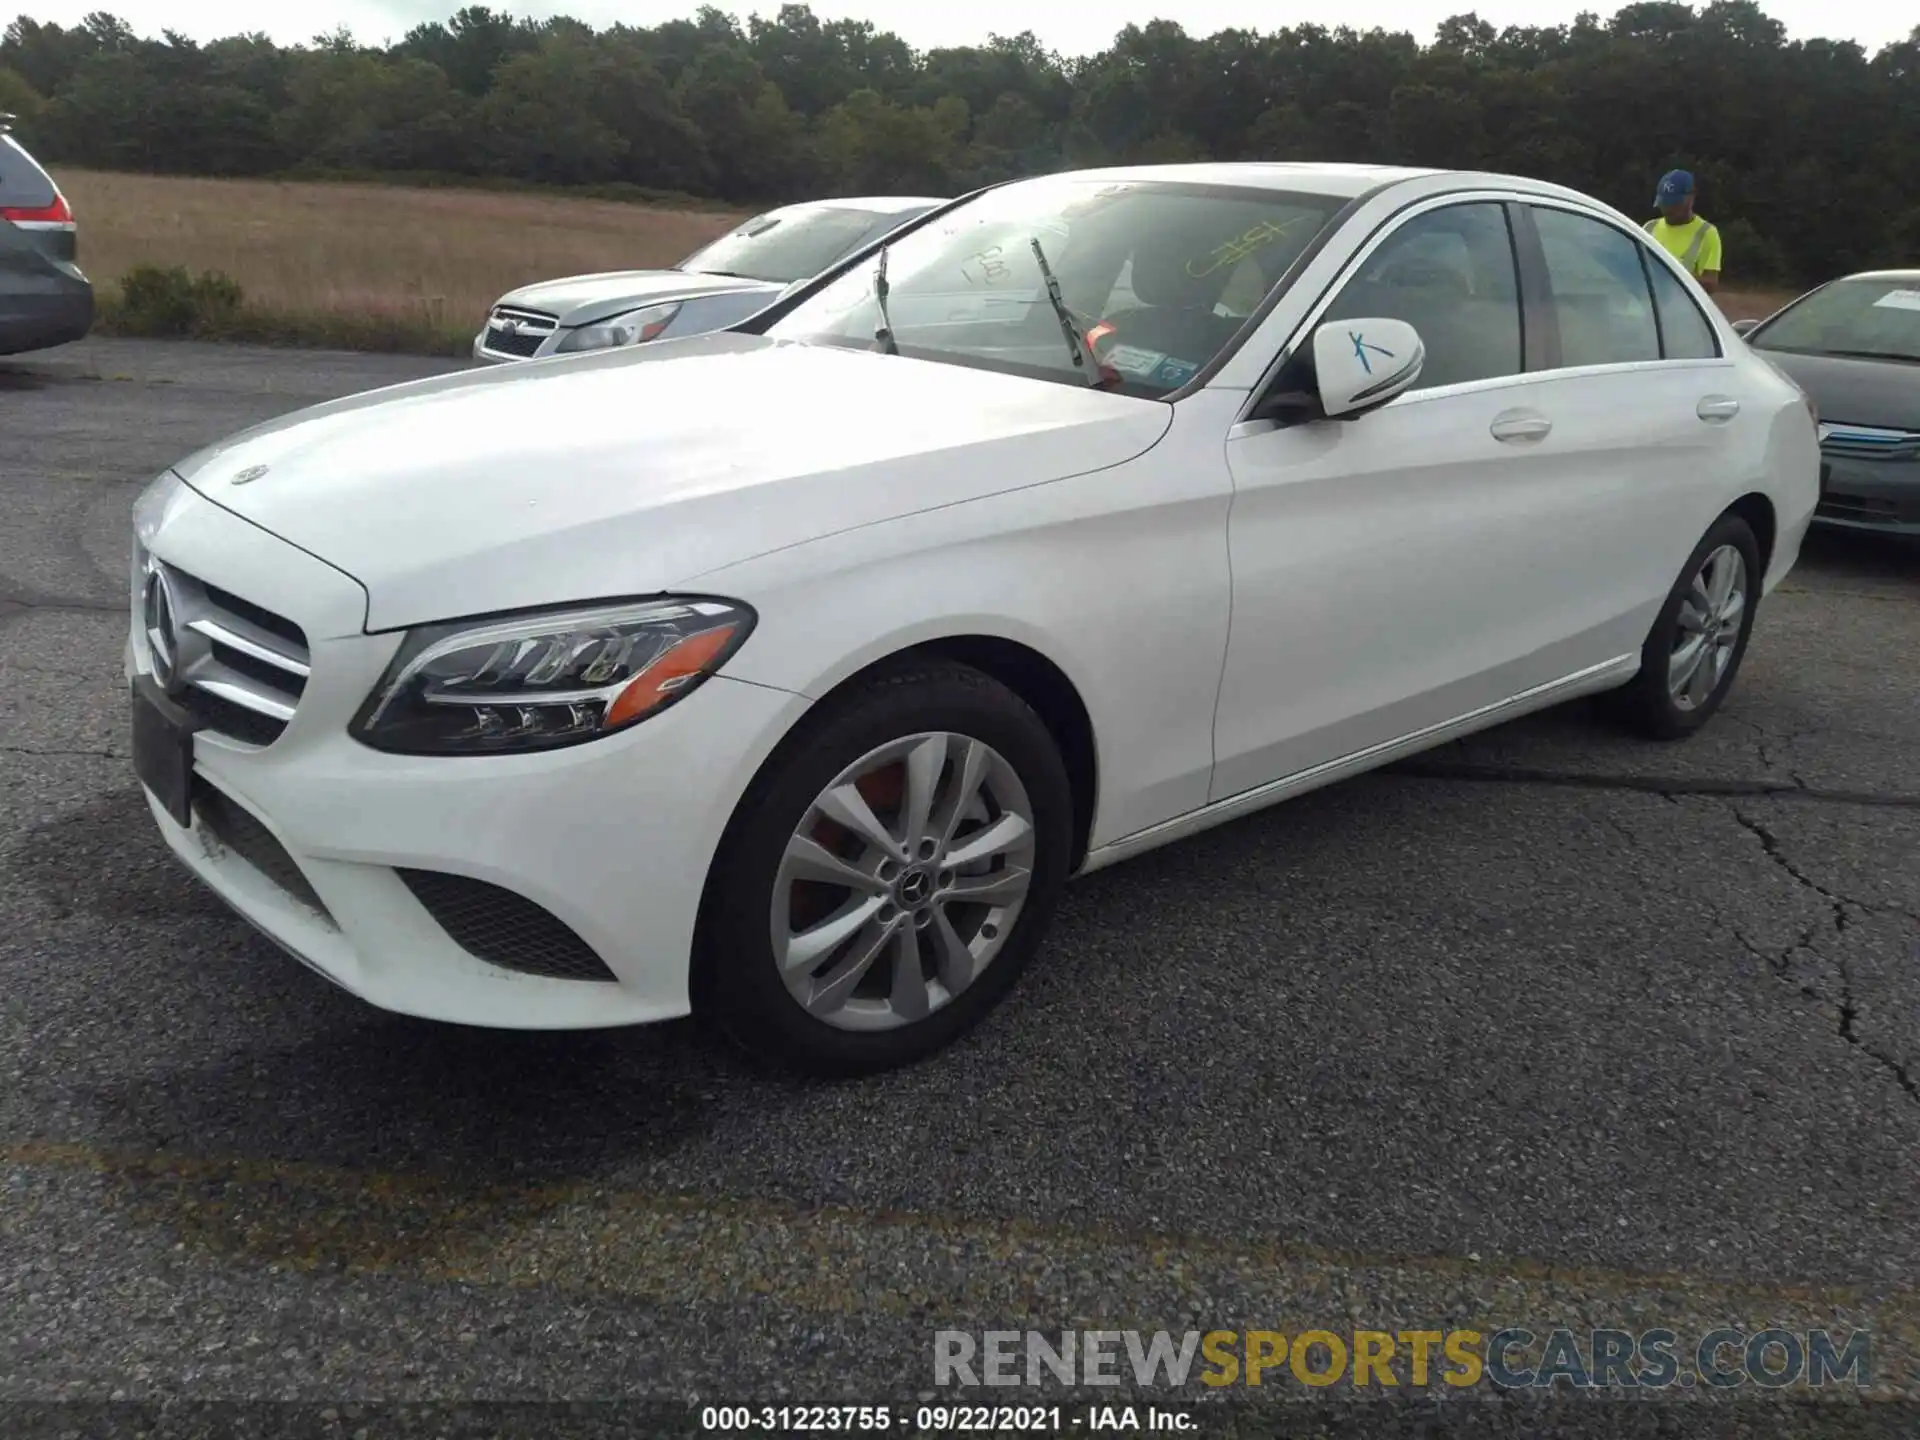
[1,338,1916,1430]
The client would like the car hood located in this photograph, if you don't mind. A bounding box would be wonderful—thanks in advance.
[1753,348,1920,431]
[171,332,1173,633]
[490,268,779,327]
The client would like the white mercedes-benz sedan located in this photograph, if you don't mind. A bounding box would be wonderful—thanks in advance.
[129,162,1818,1075]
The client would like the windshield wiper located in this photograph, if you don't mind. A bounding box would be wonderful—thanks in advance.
[1029,237,1101,387]
[871,244,898,355]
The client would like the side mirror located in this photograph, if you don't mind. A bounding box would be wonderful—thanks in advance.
[1730,317,1759,337]
[1311,317,1425,418]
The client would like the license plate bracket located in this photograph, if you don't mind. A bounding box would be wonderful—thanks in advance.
[130,676,202,829]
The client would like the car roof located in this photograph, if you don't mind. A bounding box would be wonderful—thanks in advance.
[1041,162,1439,198]
[1837,269,1920,284]
[772,196,947,216]
[1017,162,1622,210]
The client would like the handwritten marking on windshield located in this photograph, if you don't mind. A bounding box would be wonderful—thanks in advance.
[964,244,1014,285]
[1187,216,1314,279]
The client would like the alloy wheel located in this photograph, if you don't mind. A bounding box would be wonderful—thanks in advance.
[1668,542,1747,712]
[771,731,1037,1031]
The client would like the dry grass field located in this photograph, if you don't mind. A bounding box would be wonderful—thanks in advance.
[59,169,1792,352]
[62,170,750,349]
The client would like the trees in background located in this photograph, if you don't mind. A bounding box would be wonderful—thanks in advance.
[5,2,1919,285]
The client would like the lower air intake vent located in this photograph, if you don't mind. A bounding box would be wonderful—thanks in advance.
[193,778,332,920]
[1817,491,1911,527]
[397,869,617,982]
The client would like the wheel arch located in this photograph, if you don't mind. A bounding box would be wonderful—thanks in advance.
[742,623,1102,872]
[894,634,1100,874]
[689,631,1102,1014]
[1724,491,1778,580]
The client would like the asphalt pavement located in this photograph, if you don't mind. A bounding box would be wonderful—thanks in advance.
[1,338,1916,1429]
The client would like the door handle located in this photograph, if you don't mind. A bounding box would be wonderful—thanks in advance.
[1697,396,1741,422]
[1490,412,1552,443]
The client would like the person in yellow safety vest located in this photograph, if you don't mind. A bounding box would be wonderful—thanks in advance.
[1645,169,1722,293]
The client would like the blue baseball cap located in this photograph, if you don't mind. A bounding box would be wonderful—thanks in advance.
[1656,169,1694,206]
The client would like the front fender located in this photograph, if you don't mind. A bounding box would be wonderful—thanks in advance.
[688,429,1234,849]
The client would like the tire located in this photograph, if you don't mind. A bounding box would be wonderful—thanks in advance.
[695,660,1074,1077]
[1605,511,1762,740]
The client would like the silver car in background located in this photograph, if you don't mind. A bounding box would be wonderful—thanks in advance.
[474,194,945,363]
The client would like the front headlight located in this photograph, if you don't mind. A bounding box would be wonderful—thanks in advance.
[554,301,683,353]
[349,596,754,755]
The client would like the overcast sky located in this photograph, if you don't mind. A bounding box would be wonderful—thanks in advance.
[12,0,1911,57]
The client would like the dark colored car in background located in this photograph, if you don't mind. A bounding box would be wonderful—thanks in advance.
[473,194,944,363]
[1734,270,1920,537]
[0,118,92,356]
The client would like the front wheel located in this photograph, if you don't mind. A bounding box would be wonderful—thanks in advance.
[1606,511,1762,740]
[697,661,1073,1077]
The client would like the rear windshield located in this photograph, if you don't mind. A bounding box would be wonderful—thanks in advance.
[0,136,56,208]
[1750,278,1920,364]
[678,206,898,285]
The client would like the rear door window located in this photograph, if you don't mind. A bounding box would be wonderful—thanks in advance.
[1641,253,1720,359]
[1530,207,1662,368]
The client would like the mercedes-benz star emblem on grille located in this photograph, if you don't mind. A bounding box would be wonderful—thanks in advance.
[231,464,270,485]
[143,568,180,692]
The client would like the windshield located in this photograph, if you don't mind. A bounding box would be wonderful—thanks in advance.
[1750,278,1920,363]
[766,177,1343,395]
[678,206,898,285]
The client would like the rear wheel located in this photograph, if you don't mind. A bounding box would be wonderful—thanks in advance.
[697,661,1073,1076]
[1606,512,1761,740]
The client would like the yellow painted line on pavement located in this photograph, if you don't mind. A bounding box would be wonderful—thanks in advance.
[4,1138,1914,1337]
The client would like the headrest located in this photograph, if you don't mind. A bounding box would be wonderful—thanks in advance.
[1128,230,1218,309]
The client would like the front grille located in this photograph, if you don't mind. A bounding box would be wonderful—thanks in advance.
[204,581,306,646]
[138,558,309,746]
[193,776,333,921]
[184,688,287,746]
[1819,423,1920,463]
[1817,491,1917,526]
[397,869,617,982]
[481,304,557,358]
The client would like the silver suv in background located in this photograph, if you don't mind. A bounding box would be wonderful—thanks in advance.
[473,194,944,363]
[0,119,92,356]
